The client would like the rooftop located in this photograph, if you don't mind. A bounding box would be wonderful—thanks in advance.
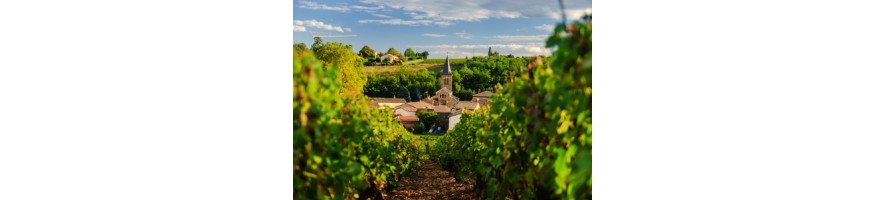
[407,101,435,110]
[398,115,419,122]
[473,91,494,97]
[371,97,407,104]
[433,105,452,113]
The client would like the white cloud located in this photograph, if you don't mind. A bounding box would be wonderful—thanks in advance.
[562,8,592,21]
[535,24,554,32]
[493,35,548,42]
[297,1,385,12]
[454,32,473,39]
[372,14,392,18]
[294,25,307,32]
[293,20,351,33]
[423,33,446,37]
[410,43,549,58]
[359,0,592,23]
[358,18,453,26]
[298,1,349,12]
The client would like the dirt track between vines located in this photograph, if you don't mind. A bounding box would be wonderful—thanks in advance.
[383,159,479,200]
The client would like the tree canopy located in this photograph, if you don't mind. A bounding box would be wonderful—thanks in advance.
[310,38,367,97]
[386,48,401,57]
[358,45,376,58]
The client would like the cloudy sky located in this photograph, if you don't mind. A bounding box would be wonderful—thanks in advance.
[294,0,591,58]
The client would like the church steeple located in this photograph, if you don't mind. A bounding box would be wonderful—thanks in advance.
[442,55,452,75]
[440,54,453,90]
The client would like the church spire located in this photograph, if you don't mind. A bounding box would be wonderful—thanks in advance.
[442,54,452,75]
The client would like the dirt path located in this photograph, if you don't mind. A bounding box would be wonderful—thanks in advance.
[383,159,479,200]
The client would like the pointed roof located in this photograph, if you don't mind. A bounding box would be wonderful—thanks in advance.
[442,56,452,75]
[436,87,453,94]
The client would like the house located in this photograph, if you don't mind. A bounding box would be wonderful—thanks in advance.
[433,105,462,131]
[379,54,403,65]
[472,91,494,103]
[370,97,406,109]
[394,103,417,116]
[455,101,480,113]
[398,115,420,128]
[406,101,434,110]
[394,101,435,116]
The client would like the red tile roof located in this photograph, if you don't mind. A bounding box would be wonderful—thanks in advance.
[398,115,420,122]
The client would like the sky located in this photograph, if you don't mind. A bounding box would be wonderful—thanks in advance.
[294,0,591,58]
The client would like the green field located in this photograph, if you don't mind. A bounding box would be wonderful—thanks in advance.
[364,60,466,73]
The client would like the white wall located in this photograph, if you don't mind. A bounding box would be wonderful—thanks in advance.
[448,114,461,131]
[395,109,415,116]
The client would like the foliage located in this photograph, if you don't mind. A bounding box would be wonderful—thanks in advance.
[294,52,424,199]
[311,40,367,97]
[404,48,415,58]
[430,19,591,199]
[363,67,438,101]
[294,43,308,54]
[359,45,376,58]
[419,51,429,59]
[416,109,438,134]
[386,48,401,58]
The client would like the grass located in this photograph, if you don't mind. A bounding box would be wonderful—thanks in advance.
[364,58,467,73]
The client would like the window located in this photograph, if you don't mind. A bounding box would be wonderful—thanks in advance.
[444,78,449,85]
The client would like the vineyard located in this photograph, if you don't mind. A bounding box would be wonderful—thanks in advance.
[295,18,590,199]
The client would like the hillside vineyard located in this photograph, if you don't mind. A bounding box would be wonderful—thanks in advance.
[294,18,591,200]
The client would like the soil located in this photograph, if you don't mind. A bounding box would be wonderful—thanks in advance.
[382,159,479,200]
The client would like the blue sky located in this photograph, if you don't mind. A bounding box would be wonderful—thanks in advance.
[294,0,591,58]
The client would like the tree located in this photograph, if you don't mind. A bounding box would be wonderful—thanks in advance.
[420,51,429,59]
[396,86,411,102]
[404,48,415,58]
[312,41,366,97]
[310,37,323,52]
[387,48,400,57]
[488,47,493,57]
[358,45,376,58]
[416,109,438,133]
[294,43,308,54]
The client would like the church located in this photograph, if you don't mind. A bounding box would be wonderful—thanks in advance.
[432,56,459,107]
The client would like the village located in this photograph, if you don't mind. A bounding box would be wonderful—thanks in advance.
[367,56,495,133]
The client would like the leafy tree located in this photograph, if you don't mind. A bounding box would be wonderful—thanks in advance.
[487,47,493,57]
[396,86,411,102]
[404,48,415,58]
[420,51,430,59]
[312,41,367,97]
[386,48,401,57]
[358,45,376,58]
[364,68,438,99]
[310,37,323,52]
[416,109,438,133]
[294,43,308,54]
